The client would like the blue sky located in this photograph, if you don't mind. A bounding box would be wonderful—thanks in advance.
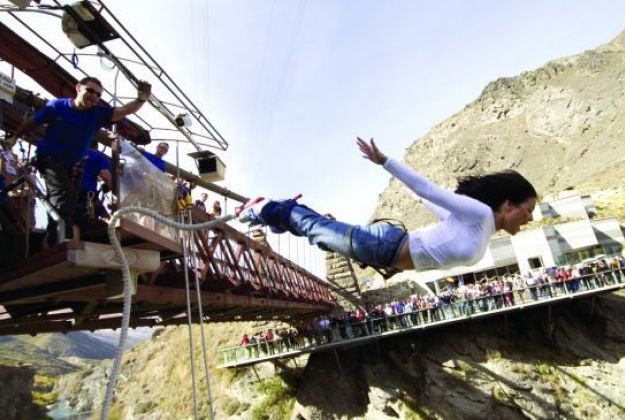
[2,1,625,273]
[101,0,625,224]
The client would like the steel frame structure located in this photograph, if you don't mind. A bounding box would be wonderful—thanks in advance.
[0,2,337,336]
[0,0,228,151]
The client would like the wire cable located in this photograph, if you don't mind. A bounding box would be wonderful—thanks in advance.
[180,211,199,420]
[101,206,235,420]
[188,210,216,420]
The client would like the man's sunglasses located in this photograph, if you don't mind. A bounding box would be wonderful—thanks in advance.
[84,86,102,98]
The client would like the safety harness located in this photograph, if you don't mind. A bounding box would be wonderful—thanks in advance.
[345,217,407,280]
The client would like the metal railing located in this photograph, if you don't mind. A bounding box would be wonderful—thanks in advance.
[217,268,625,367]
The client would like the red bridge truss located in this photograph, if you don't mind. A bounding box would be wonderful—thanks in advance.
[0,11,336,336]
[0,209,335,336]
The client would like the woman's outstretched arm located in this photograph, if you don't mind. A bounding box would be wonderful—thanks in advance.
[357,137,489,221]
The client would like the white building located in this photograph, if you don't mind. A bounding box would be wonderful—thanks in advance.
[400,192,623,289]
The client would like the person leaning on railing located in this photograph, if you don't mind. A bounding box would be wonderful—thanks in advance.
[240,333,252,358]
[217,262,625,360]
[325,265,617,345]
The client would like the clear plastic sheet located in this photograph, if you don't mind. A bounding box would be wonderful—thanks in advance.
[119,139,178,240]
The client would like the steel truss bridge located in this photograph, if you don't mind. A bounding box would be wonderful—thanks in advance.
[0,210,335,335]
[0,4,335,336]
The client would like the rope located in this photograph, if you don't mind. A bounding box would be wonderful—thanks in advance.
[180,211,199,419]
[101,206,234,420]
[188,211,216,420]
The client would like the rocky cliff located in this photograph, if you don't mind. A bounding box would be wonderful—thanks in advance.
[56,292,625,419]
[0,366,49,419]
[290,293,625,419]
[373,30,625,229]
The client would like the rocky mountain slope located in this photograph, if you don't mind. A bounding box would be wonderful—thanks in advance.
[26,331,119,360]
[0,331,117,377]
[372,30,625,229]
[58,292,625,419]
[54,322,283,417]
[0,331,140,418]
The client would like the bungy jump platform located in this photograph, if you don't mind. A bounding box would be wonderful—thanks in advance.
[0,208,335,336]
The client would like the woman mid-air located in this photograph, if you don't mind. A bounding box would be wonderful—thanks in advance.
[238,137,537,273]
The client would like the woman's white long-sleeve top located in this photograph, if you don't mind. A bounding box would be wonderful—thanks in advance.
[383,158,495,271]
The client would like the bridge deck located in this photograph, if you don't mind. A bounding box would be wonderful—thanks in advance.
[0,213,334,335]
[217,270,625,368]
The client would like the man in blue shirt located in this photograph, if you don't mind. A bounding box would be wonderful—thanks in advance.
[10,76,150,245]
[140,141,169,172]
[78,139,112,220]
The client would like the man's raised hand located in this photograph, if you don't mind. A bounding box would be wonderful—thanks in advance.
[137,80,151,102]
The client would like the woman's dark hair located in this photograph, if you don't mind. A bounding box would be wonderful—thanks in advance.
[455,170,537,211]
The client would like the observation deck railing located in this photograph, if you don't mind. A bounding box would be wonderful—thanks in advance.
[217,268,625,367]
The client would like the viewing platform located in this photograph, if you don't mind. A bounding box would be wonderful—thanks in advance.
[217,268,625,368]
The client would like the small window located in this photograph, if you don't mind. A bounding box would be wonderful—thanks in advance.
[528,257,543,270]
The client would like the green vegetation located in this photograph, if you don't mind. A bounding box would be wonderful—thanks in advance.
[402,405,441,420]
[32,374,58,407]
[134,401,156,414]
[534,362,551,376]
[222,395,251,416]
[106,404,124,420]
[457,360,474,377]
[510,364,529,375]
[595,193,625,221]
[532,362,568,410]
[491,383,510,404]
[32,389,57,407]
[399,390,440,420]
[214,363,238,385]
[445,360,475,383]
[34,373,56,388]
[485,349,503,361]
[251,376,296,420]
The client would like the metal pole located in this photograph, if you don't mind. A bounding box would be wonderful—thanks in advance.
[548,304,552,324]
[110,68,121,213]
[589,296,596,321]
[333,348,343,374]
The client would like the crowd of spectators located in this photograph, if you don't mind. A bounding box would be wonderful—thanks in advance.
[223,256,625,363]
[193,192,222,217]
[237,328,302,358]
